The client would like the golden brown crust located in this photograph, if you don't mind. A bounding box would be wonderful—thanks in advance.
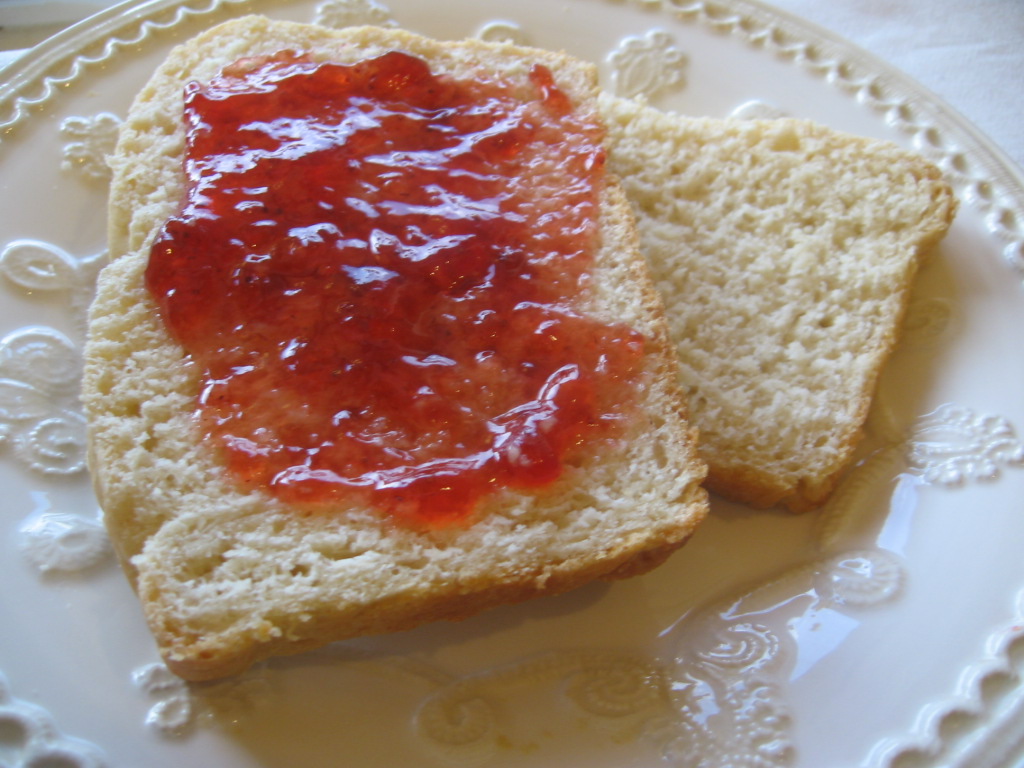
[160,516,703,681]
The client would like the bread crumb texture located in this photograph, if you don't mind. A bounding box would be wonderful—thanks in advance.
[600,95,956,511]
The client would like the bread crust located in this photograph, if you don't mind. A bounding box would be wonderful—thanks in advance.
[84,17,708,680]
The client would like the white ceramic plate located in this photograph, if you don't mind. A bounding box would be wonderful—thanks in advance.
[2,1,1023,766]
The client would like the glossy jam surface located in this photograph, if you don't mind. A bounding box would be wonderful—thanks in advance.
[146,50,644,525]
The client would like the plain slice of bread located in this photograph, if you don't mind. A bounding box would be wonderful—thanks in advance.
[82,17,708,681]
[600,95,956,511]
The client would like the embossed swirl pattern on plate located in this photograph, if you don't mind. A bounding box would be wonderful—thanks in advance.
[0,671,109,767]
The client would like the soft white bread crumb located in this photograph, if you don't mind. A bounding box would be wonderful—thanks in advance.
[600,95,956,511]
[82,18,708,681]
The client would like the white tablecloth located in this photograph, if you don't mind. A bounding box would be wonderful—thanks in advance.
[769,0,1024,173]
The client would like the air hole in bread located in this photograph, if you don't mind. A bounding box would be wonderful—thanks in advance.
[182,541,232,581]
[113,397,142,419]
[769,129,801,153]
[652,440,669,470]
[311,541,358,562]
[565,489,599,510]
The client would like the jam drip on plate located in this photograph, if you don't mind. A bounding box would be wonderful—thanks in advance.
[146,49,645,526]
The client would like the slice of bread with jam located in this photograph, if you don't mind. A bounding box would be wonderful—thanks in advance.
[83,16,709,681]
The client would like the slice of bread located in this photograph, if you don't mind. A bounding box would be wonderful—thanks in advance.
[82,17,708,681]
[599,95,956,511]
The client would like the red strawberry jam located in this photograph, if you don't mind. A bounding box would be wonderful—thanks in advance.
[145,49,645,526]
